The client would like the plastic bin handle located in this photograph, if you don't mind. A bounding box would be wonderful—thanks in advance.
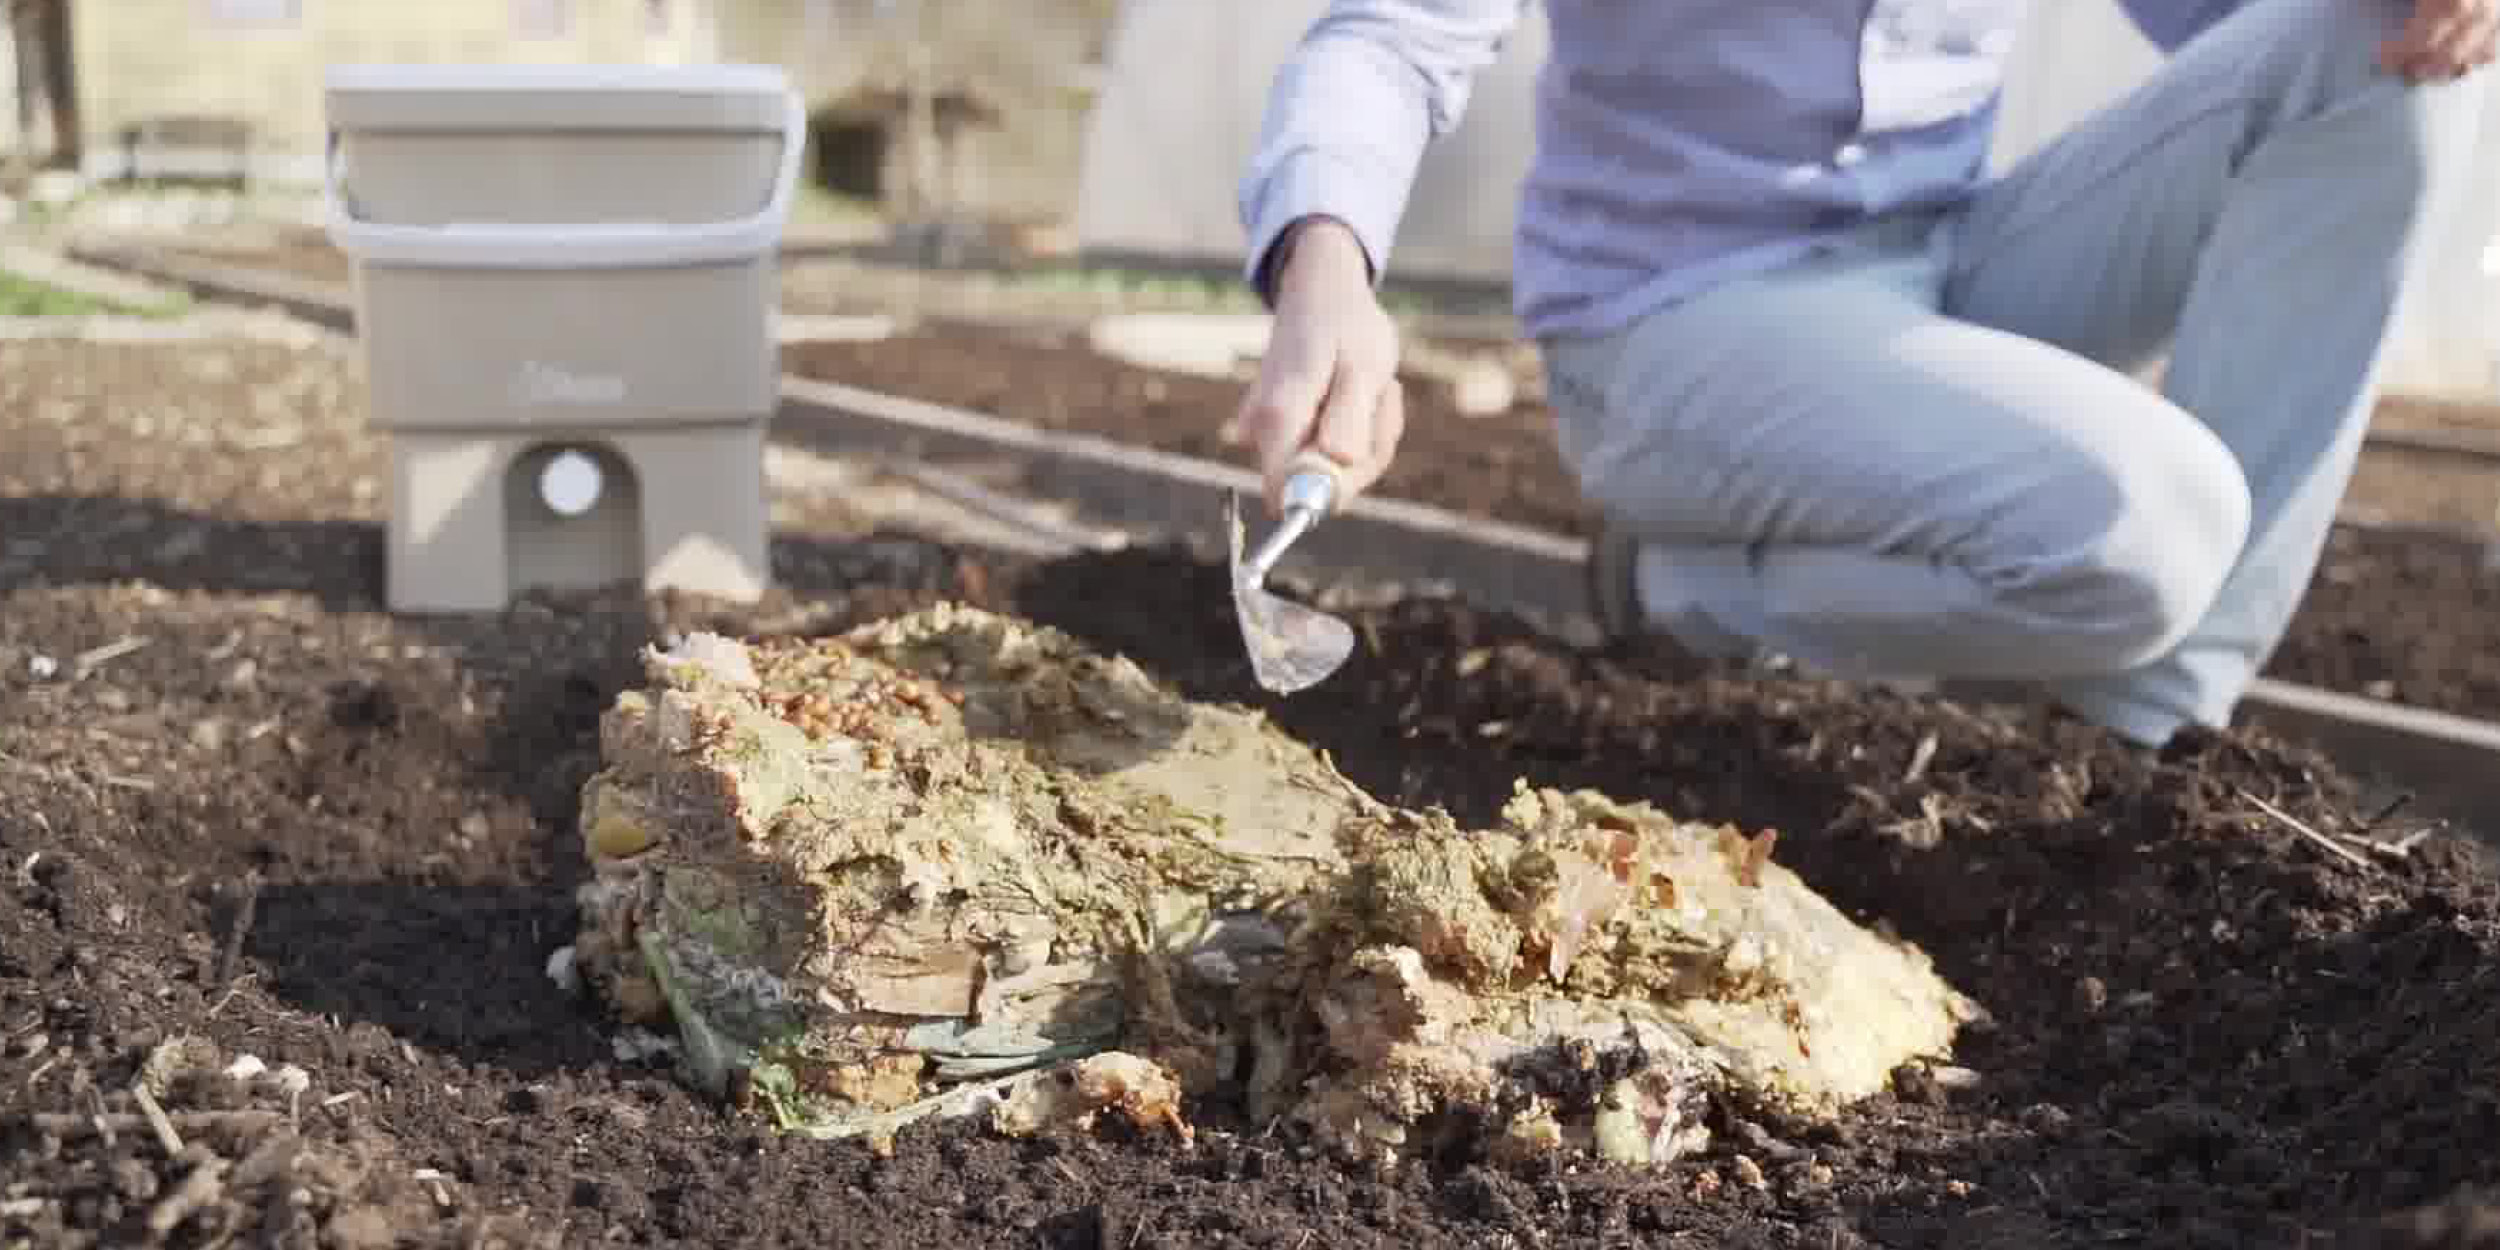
[324,87,806,269]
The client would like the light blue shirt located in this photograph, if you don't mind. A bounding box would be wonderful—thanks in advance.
[1239,0,2250,338]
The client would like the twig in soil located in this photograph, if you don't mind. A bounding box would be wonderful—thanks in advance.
[2344,825,2439,860]
[206,973,258,1019]
[2361,791,2415,830]
[71,634,150,674]
[131,1083,185,1157]
[1902,732,1938,785]
[2339,790,2439,858]
[2236,790,2372,871]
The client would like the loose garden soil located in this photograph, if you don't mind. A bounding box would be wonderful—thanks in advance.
[7,335,2500,1249]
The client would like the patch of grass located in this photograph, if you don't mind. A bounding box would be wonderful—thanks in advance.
[0,269,190,319]
[1001,262,1500,320]
[790,185,885,229]
[1007,263,1263,311]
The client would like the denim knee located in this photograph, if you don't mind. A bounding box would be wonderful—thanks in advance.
[1978,424,2253,673]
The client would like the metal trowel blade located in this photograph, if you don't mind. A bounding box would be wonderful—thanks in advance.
[1226,490,1356,694]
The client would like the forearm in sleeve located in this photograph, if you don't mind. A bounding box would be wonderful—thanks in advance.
[1237,0,1527,301]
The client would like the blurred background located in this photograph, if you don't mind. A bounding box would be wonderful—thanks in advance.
[2,0,2495,392]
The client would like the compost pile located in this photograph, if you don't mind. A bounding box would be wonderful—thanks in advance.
[3,334,2500,1250]
[563,605,1973,1167]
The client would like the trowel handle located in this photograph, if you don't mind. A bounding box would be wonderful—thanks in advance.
[1276,450,1344,518]
[1242,451,1345,584]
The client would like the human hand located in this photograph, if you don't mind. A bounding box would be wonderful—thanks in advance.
[1225,218,1407,512]
[2384,0,2498,82]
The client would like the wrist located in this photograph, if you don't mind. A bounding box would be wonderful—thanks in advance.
[1275,217,1369,294]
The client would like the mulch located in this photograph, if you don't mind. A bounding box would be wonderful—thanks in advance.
[6,335,2500,1249]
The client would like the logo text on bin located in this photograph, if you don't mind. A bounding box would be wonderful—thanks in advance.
[513,361,629,407]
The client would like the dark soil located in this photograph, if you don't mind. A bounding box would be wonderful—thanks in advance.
[8,337,2500,1249]
[2262,524,2500,715]
[782,329,1589,533]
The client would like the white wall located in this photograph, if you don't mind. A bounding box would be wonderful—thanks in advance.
[1075,0,2500,397]
[0,19,19,158]
[1072,0,1545,282]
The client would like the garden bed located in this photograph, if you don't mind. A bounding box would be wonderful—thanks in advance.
[5,335,2500,1249]
[78,239,2500,722]
[773,329,2500,724]
[160,236,2496,525]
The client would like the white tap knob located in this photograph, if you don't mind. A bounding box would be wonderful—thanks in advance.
[540,449,604,518]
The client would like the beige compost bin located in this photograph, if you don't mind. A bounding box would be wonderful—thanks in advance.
[323,63,804,613]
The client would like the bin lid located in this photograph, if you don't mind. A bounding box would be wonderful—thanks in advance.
[326,63,793,134]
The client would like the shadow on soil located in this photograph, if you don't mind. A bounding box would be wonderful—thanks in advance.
[0,493,386,611]
[237,881,589,1067]
[4,491,982,1079]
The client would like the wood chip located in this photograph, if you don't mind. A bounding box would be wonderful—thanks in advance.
[131,1084,184,1157]
[2343,825,2439,859]
[72,635,151,672]
[1902,733,1938,785]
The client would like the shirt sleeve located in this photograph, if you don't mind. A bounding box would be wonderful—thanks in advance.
[1237,0,1531,303]
[2113,0,2255,52]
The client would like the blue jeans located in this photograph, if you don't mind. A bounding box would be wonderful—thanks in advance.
[1541,0,2489,745]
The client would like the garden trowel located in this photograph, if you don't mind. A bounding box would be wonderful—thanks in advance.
[1227,453,1355,694]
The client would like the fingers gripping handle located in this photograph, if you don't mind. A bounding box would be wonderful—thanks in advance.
[1243,451,1345,586]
